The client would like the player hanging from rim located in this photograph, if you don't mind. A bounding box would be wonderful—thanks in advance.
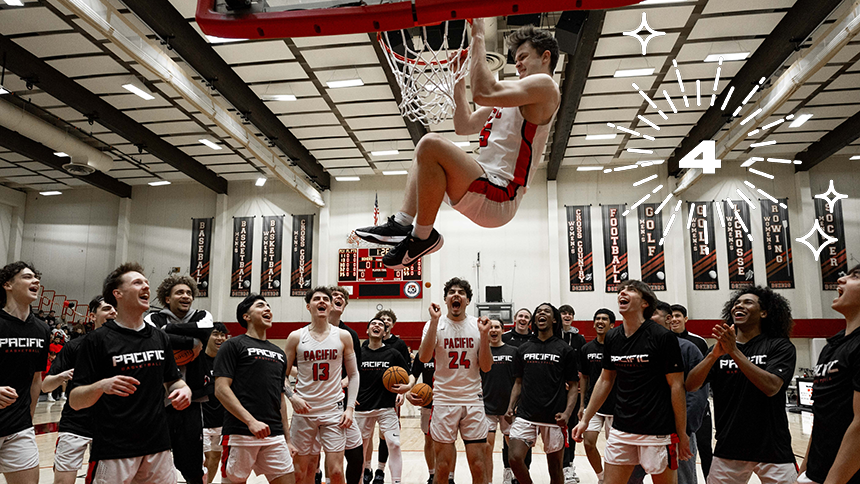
[686,287,797,484]
[559,305,585,484]
[480,320,518,484]
[285,286,359,484]
[41,295,115,484]
[355,21,561,269]
[200,322,229,483]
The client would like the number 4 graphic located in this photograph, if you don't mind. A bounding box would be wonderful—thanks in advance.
[678,140,721,174]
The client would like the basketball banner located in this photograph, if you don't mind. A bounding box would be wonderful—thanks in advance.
[760,198,795,289]
[638,203,665,291]
[290,214,314,297]
[814,198,846,291]
[566,205,594,292]
[189,218,213,298]
[260,215,284,297]
[722,201,755,290]
[602,204,628,293]
[230,216,254,298]
[689,202,718,290]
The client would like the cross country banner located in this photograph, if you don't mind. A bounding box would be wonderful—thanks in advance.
[230,216,254,297]
[189,218,213,297]
[760,198,794,289]
[722,201,755,290]
[689,202,718,290]
[814,198,847,290]
[602,204,628,293]
[290,214,314,297]
[260,215,284,297]
[566,206,594,292]
[638,203,665,291]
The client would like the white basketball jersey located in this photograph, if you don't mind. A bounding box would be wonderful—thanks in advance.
[295,325,344,416]
[422,315,483,405]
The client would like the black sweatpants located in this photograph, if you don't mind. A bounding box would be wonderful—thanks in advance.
[166,402,205,484]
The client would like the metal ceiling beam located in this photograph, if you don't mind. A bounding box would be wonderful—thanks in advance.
[0,126,133,198]
[0,35,229,195]
[370,34,428,146]
[795,110,860,172]
[120,0,331,189]
[667,0,842,175]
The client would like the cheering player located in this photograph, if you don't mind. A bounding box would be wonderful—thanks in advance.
[503,309,532,348]
[481,319,518,484]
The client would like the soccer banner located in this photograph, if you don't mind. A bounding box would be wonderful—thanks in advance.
[189,218,213,298]
[760,198,795,289]
[230,216,254,297]
[814,198,847,291]
[689,202,718,290]
[602,204,628,293]
[290,214,314,297]
[260,215,284,297]
[566,206,594,292]
[722,201,755,290]
[638,203,665,291]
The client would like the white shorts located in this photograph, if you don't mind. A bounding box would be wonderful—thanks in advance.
[445,179,522,229]
[429,405,489,444]
[420,407,432,435]
[707,456,798,484]
[509,418,565,454]
[87,449,176,484]
[605,430,674,475]
[586,413,613,438]
[221,436,294,482]
[54,432,92,472]
[291,413,346,455]
[203,427,222,454]
[486,414,511,436]
[346,417,362,450]
[0,427,39,474]
[797,471,820,484]
[356,408,401,444]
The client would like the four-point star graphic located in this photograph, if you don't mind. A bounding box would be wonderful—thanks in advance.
[623,13,666,56]
[814,179,848,213]
[795,219,838,262]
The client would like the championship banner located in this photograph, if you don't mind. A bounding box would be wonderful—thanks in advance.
[189,218,213,298]
[602,204,628,293]
[290,214,314,297]
[260,215,284,297]
[814,198,847,291]
[638,203,665,291]
[230,216,254,298]
[760,198,794,289]
[689,202,718,290]
[566,206,594,292]
[722,201,755,290]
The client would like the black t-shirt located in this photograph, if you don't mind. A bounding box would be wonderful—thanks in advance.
[706,334,795,463]
[214,335,287,437]
[678,330,709,357]
[361,335,411,364]
[200,352,224,429]
[513,336,578,424]
[72,320,181,460]
[338,321,362,376]
[356,344,408,412]
[0,310,50,438]
[580,338,616,415]
[603,320,683,436]
[49,336,90,437]
[808,329,860,483]
[145,309,214,398]
[481,344,518,415]
[410,356,435,409]
[502,330,530,348]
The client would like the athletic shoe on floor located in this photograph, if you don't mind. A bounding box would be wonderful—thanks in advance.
[382,229,444,270]
[426,476,434,484]
[503,468,513,484]
[563,466,579,484]
[47,394,55,402]
[355,216,412,246]
[315,469,322,484]
[363,469,372,484]
[373,470,385,484]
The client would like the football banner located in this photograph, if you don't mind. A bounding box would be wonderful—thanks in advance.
[602,204,628,293]
[189,218,213,298]
[566,206,594,292]
[689,202,718,290]
[638,203,665,291]
[722,201,755,290]
[814,198,847,291]
[260,215,284,297]
[230,216,254,297]
[760,198,795,289]
[290,214,314,297]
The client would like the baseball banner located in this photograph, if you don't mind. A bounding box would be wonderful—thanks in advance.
[602,204,628,293]
[260,215,284,297]
[760,198,795,289]
[230,216,254,297]
[722,201,755,290]
[566,206,594,292]
[189,218,213,298]
[814,198,847,291]
[689,202,719,290]
[290,214,314,297]
[638,203,665,291]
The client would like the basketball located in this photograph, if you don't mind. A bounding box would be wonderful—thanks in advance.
[173,349,195,366]
[410,383,433,407]
[382,366,409,392]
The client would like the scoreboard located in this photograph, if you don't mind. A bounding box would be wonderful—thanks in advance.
[338,248,422,299]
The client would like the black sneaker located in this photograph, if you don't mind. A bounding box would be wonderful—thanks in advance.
[363,469,373,484]
[315,470,322,484]
[355,215,412,246]
[449,479,455,484]
[426,476,434,484]
[372,470,385,484]
[382,229,444,270]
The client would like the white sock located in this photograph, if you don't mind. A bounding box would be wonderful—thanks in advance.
[597,471,604,480]
[393,212,414,226]
[448,472,454,480]
[412,223,433,240]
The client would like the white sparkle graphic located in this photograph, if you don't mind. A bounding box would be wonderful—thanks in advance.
[814,179,848,213]
[795,219,838,262]
[623,13,666,56]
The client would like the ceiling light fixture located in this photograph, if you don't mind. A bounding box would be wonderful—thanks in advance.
[39,191,62,196]
[789,113,813,128]
[850,155,860,160]
[260,94,297,101]
[613,68,655,78]
[255,177,267,186]
[326,79,364,89]
[383,170,409,175]
[371,150,399,156]
[336,176,361,181]
[0,86,8,95]
[148,180,171,186]
[122,83,155,101]
[585,134,617,140]
[54,152,70,157]
[199,139,223,150]
[704,53,749,62]
[2,0,24,6]
[576,166,604,171]
[205,35,247,43]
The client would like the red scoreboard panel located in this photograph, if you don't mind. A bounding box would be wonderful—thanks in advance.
[338,248,422,299]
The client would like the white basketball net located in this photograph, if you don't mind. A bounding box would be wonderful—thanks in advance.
[379,22,471,126]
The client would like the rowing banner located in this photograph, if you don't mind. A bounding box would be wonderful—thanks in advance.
[260,215,284,297]
[722,201,755,290]
[230,216,254,297]
[689,202,718,290]
[602,204,628,293]
[760,198,794,289]
[189,218,213,298]
[638,203,665,291]
[814,198,847,291]
[566,206,594,292]
[290,214,314,297]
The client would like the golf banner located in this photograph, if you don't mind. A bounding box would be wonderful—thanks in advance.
[189,217,213,297]
[760,198,795,289]
[260,215,284,297]
[290,214,314,297]
[602,204,628,293]
[230,216,254,297]
[722,201,755,290]
[814,198,847,291]
[689,201,718,290]
[566,205,594,292]
[638,203,666,291]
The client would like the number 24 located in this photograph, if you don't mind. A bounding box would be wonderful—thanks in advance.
[448,351,471,369]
